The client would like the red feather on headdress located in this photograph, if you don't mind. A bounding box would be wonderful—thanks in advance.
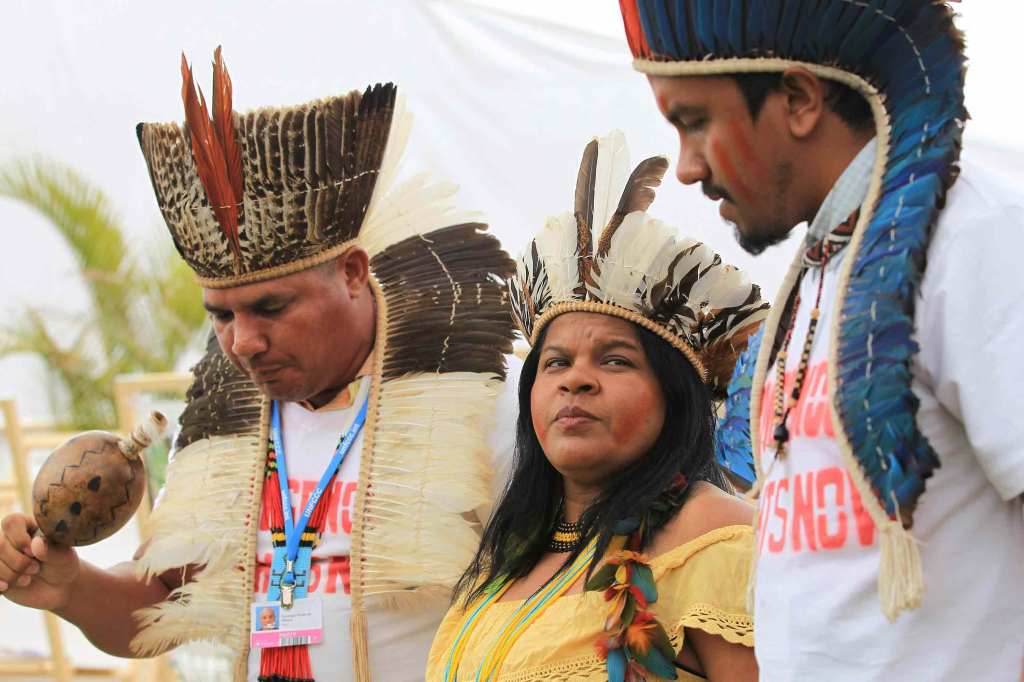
[618,0,650,59]
[181,47,243,268]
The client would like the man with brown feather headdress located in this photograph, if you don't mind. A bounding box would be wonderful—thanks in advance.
[0,49,518,682]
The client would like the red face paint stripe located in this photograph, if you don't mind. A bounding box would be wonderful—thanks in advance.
[710,137,755,205]
[656,92,668,115]
[728,119,769,184]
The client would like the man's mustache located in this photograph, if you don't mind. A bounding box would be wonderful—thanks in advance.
[702,182,733,203]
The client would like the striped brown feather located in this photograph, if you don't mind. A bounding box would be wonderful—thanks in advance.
[174,332,262,450]
[372,223,515,380]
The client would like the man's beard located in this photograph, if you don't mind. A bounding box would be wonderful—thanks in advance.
[732,222,790,255]
[721,161,795,256]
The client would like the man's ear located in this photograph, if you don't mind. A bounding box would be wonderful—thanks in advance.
[339,247,371,296]
[780,67,827,140]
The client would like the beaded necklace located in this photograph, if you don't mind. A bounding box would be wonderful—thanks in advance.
[770,282,818,459]
[771,210,858,458]
[442,538,598,681]
[547,518,584,553]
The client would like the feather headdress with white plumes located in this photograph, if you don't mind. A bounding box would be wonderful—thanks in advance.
[510,131,768,397]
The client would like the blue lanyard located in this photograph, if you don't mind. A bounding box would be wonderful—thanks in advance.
[271,395,369,604]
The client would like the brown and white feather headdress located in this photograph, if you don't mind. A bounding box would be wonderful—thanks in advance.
[137,49,476,288]
[131,50,515,676]
[510,131,768,395]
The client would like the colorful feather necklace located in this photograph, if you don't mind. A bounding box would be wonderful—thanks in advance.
[443,475,690,682]
[587,474,689,682]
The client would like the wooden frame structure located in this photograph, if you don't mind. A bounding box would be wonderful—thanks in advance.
[0,399,106,681]
[0,370,191,681]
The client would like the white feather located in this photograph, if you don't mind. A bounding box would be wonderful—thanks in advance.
[532,212,581,302]
[360,372,502,601]
[131,434,262,661]
[360,172,479,256]
[132,373,505,657]
[680,249,748,317]
[591,212,676,311]
[364,94,411,223]
[692,264,756,314]
[360,97,480,257]
[591,131,630,235]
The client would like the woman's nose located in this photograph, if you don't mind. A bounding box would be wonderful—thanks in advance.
[559,364,597,394]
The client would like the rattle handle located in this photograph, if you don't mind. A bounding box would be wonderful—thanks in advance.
[117,411,168,460]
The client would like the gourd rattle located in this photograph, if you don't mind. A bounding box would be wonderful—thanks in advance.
[31,412,167,546]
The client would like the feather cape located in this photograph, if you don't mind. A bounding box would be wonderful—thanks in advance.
[132,85,515,679]
[621,0,967,620]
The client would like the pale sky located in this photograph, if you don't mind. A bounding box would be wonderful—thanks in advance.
[0,0,1020,421]
[470,0,1024,151]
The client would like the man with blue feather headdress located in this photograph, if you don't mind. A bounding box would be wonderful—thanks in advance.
[619,1,1024,679]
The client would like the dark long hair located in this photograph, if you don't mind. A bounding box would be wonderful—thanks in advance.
[453,321,729,606]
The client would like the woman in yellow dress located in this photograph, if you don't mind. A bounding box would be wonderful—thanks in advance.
[427,131,769,682]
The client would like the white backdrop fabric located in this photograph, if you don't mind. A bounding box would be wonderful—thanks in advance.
[3,0,1024,417]
[0,0,803,422]
[1,0,1022,669]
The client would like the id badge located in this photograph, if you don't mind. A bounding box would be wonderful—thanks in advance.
[250,597,324,649]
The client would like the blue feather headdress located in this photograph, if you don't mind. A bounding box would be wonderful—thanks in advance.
[620,0,967,620]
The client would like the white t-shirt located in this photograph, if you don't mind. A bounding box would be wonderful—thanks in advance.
[246,359,520,682]
[753,163,1024,680]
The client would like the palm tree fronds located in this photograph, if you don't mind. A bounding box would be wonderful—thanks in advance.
[0,157,205,429]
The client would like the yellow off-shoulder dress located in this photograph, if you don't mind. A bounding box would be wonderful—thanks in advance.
[427,525,754,682]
